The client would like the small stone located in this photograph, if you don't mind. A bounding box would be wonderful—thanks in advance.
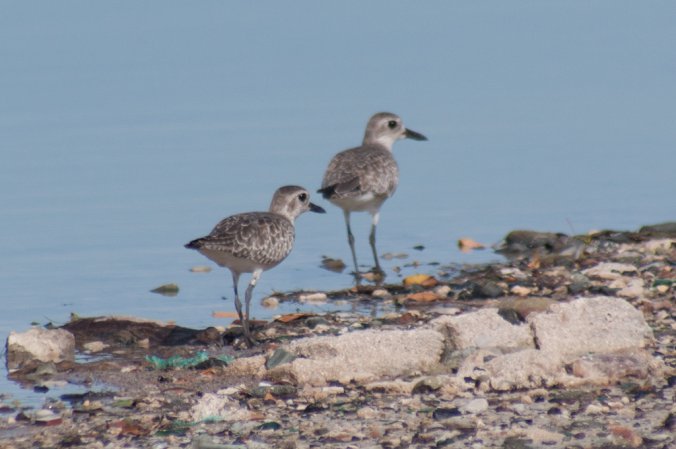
[262,296,279,308]
[568,273,591,294]
[434,285,451,297]
[266,348,296,369]
[6,328,75,370]
[582,262,637,280]
[371,288,391,298]
[472,280,503,298]
[297,292,328,303]
[616,278,645,298]
[83,341,108,353]
[584,403,609,414]
[356,406,378,419]
[655,284,669,294]
[33,409,62,426]
[136,338,150,349]
[510,285,532,297]
[610,424,643,447]
[499,268,529,281]
[320,256,346,273]
[432,407,461,420]
[150,283,179,296]
[460,398,488,414]
[189,265,212,273]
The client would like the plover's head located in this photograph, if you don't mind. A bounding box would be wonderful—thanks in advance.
[269,185,325,221]
[363,112,427,150]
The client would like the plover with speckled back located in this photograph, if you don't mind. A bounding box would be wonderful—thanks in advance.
[318,112,427,281]
[185,185,325,346]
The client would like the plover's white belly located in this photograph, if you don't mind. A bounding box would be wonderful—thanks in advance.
[329,192,388,213]
[198,249,282,273]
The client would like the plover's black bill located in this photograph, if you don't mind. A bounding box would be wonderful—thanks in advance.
[405,128,428,141]
[309,202,326,213]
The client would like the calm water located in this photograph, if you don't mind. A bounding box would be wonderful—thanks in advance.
[1,2,674,405]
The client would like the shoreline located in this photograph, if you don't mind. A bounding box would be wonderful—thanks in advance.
[2,223,674,448]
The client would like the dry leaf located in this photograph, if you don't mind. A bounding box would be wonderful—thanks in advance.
[457,238,486,253]
[275,312,315,323]
[403,274,438,287]
[211,311,239,319]
[405,291,442,302]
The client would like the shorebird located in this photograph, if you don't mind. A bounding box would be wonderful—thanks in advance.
[318,112,427,280]
[185,185,325,345]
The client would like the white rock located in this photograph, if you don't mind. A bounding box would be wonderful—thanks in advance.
[510,285,532,296]
[582,262,637,280]
[261,296,279,308]
[643,238,676,254]
[478,349,567,391]
[298,292,328,303]
[190,393,255,422]
[433,308,534,351]
[371,288,391,298]
[6,327,75,370]
[270,329,445,386]
[83,341,108,353]
[356,406,379,419]
[616,278,645,298]
[499,267,529,281]
[460,398,489,414]
[434,285,452,297]
[528,296,653,356]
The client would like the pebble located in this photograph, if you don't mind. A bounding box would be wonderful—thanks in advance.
[83,341,108,353]
[298,292,328,303]
[510,285,532,296]
[460,398,488,414]
[261,296,279,308]
[371,288,391,298]
[190,265,212,273]
[434,285,451,297]
[582,262,637,280]
[356,406,378,419]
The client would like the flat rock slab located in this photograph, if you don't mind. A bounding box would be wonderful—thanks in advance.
[270,329,445,386]
[6,328,75,370]
[529,296,653,355]
[458,296,659,390]
[433,307,534,351]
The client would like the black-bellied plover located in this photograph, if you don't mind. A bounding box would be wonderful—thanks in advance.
[318,112,427,280]
[185,185,325,345]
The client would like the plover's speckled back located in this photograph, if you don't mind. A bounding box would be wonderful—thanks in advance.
[318,112,427,280]
[186,185,325,345]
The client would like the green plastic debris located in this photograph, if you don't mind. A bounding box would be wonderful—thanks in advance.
[145,351,209,369]
[214,354,235,365]
[145,351,234,370]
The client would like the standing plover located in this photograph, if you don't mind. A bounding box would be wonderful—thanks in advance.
[186,185,325,345]
[318,112,427,280]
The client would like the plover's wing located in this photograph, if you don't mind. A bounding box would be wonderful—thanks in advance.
[191,212,295,266]
[320,146,398,200]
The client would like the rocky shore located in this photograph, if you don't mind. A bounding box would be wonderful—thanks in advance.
[2,223,674,449]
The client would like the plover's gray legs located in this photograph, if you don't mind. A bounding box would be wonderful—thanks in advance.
[241,268,262,346]
[343,210,360,279]
[368,211,384,275]
[231,271,243,323]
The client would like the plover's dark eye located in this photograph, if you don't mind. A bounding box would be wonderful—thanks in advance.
[387,120,397,129]
[298,193,307,202]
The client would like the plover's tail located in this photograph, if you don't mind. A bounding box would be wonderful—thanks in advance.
[317,177,360,200]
